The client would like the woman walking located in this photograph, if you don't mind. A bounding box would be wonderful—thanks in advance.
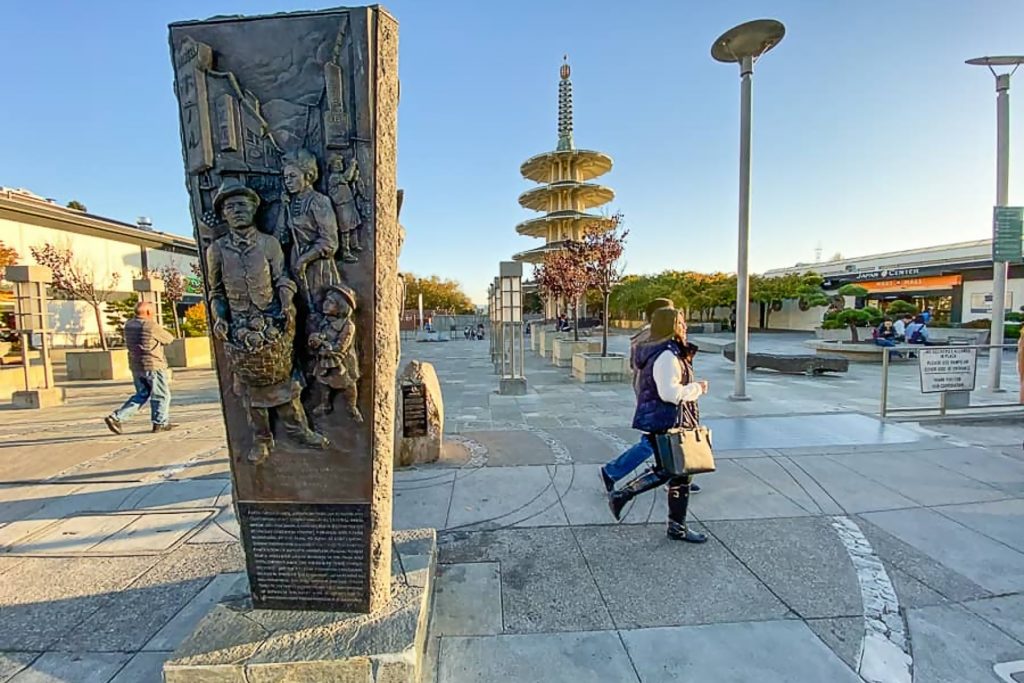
[608,307,709,543]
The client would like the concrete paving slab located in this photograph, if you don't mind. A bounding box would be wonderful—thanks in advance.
[88,510,213,554]
[6,512,138,555]
[885,566,950,608]
[707,518,862,619]
[855,517,991,603]
[964,594,1024,645]
[790,456,918,513]
[446,466,568,529]
[438,527,612,633]
[437,631,638,683]
[108,651,168,683]
[732,457,825,514]
[702,413,921,451]
[127,479,229,510]
[805,616,864,671]
[431,563,502,636]
[0,440,127,483]
[620,619,862,682]
[545,428,618,464]
[828,452,1008,506]
[935,498,1024,553]
[394,470,454,531]
[548,464,650,526]
[908,604,1024,683]
[0,653,37,682]
[861,507,1024,594]
[465,431,554,467]
[683,460,812,521]
[184,506,239,545]
[913,446,1024,495]
[7,651,130,683]
[574,524,790,629]
[143,572,245,651]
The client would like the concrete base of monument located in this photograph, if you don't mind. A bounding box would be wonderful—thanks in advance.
[11,387,66,409]
[163,528,438,683]
[499,376,528,395]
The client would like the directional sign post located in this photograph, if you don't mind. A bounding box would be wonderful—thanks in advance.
[993,206,1023,262]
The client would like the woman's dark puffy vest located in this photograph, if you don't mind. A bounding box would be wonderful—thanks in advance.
[632,339,698,433]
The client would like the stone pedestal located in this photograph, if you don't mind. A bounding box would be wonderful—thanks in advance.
[163,529,436,683]
[572,352,629,383]
[65,349,130,381]
[11,387,66,409]
[551,338,600,367]
[499,376,528,395]
[396,360,443,466]
[170,5,400,614]
[539,329,565,359]
[166,337,212,368]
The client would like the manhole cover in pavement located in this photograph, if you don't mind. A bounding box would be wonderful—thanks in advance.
[1,509,215,557]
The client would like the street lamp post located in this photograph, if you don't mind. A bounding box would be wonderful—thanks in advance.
[712,19,785,401]
[966,56,1023,392]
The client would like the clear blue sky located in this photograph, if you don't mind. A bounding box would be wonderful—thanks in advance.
[2,1,1023,303]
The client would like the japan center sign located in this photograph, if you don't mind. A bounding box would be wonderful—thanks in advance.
[918,347,978,394]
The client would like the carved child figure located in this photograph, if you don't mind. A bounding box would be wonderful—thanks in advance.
[326,154,363,264]
[308,284,363,422]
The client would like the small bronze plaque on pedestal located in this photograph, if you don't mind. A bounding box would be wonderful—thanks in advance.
[401,383,428,438]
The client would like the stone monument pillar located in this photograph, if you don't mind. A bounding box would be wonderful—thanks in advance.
[169,6,400,614]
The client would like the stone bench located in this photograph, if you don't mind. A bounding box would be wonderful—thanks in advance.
[724,347,849,375]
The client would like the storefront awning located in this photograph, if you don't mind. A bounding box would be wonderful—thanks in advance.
[860,275,962,293]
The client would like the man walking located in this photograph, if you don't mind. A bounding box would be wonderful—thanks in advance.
[599,297,699,493]
[104,301,176,434]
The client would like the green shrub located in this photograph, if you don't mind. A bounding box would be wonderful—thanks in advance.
[1006,311,1023,323]
[963,318,991,329]
[821,319,845,330]
[886,300,919,316]
[1006,323,1021,340]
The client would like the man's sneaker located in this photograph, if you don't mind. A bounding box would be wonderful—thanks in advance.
[152,423,178,433]
[104,416,122,435]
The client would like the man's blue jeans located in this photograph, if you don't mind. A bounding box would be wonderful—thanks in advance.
[603,435,653,482]
[112,369,171,425]
[874,339,896,348]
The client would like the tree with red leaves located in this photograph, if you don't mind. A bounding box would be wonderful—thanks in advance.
[158,264,186,338]
[535,248,589,342]
[30,242,120,350]
[569,213,628,356]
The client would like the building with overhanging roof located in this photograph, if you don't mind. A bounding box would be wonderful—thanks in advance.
[514,59,615,266]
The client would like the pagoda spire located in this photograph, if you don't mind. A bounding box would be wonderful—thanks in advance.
[557,55,574,151]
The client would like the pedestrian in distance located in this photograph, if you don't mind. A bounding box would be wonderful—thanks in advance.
[599,297,699,494]
[607,307,709,542]
[104,301,177,434]
[893,314,912,342]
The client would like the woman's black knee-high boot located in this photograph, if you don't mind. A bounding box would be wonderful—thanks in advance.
[666,476,707,543]
[608,468,668,521]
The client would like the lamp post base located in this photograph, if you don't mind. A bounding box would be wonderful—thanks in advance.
[728,393,753,402]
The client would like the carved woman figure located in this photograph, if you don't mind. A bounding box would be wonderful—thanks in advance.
[326,154,362,263]
[275,149,340,310]
[308,284,362,422]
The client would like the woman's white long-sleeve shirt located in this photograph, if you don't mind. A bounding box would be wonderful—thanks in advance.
[652,349,705,404]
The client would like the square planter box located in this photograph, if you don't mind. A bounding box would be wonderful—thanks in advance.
[539,329,567,359]
[166,337,212,368]
[551,338,601,367]
[0,363,47,400]
[572,352,630,383]
[65,349,131,381]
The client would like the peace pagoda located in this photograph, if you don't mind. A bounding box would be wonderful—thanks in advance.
[514,58,616,269]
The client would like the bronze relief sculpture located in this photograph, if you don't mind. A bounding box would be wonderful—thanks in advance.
[206,180,330,464]
[327,154,364,264]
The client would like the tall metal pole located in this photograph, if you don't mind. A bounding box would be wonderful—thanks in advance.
[989,72,1010,391]
[733,54,754,401]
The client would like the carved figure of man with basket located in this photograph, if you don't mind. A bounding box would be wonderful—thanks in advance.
[206,179,329,464]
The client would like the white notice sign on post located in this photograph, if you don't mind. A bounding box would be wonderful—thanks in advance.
[918,347,978,394]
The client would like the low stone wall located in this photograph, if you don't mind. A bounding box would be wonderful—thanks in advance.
[539,330,567,359]
[166,337,212,368]
[814,327,990,344]
[551,338,600,367]
[66,349,131,381]
[572,352,629,383]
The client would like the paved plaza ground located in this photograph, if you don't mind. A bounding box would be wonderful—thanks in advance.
[1,331,1023,681]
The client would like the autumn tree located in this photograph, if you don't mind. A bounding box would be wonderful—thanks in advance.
[568,214,628,355]
[536,248,589,341]
[182,302,209,337]
[158,264,186,337]
[0,241,18,278]
[402,274,474,313]
[30,242,120,350]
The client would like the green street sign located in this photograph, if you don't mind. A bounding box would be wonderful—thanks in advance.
[993,206,1023,262]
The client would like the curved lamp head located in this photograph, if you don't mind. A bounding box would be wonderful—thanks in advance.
[712,19,785,63]
[966,56,1024,68]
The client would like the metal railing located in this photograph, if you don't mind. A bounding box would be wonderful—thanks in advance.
[880,342,1021,417]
